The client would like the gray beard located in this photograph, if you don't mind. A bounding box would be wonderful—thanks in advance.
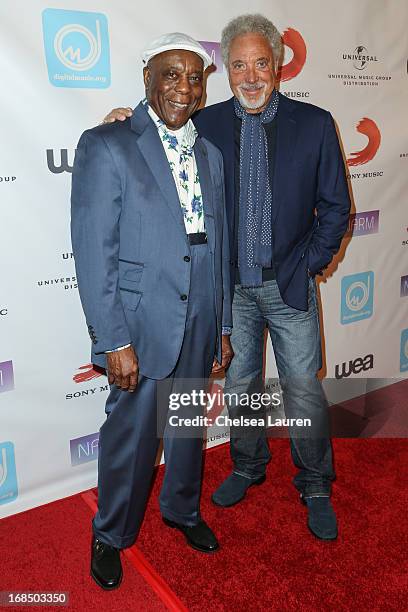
[236,88,267,111]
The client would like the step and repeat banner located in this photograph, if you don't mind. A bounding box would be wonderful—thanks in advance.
[1,0,407,517]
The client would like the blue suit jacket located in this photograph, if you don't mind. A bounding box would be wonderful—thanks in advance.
[193,93,351,310]
[71,102,231,379]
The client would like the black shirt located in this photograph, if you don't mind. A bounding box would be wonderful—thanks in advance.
[233,114,277,284]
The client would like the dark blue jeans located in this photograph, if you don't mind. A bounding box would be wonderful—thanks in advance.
[224,277,334,497]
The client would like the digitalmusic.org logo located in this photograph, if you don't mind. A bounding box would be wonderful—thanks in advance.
[42,9,110,88]
[341,271,374,324]
[0,442,18,506]
[278,28,307,82]
[0,361,14,394]
[400,329,408,372]
[198,41,223,73]
[347,118,381,166]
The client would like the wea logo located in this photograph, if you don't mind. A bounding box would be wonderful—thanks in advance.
[0,442,18,506]
[42,9,110,88]
[341,271,374,324]
[335,354,374,379]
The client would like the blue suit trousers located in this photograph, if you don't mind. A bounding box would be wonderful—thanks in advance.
[93,243,216,548]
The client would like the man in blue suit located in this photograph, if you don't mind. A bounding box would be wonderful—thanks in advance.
[71,33,233,590]
[105,14,351,541]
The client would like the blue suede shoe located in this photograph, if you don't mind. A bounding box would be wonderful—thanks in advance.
[301,496,338,540]
[211,472,266,507]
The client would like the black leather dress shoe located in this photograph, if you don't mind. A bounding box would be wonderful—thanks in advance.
[162,517,219,553]
[91,536,123,590]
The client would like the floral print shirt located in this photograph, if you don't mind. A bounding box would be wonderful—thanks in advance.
[144,99,205,234]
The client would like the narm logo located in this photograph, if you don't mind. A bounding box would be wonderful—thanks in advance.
[46,149,75,174]
[70,433,99,466]
[198,41,223,73]
[347,210,379,237]
[335,354,374,379]
[400,275,408,297]
[0,361,14,394]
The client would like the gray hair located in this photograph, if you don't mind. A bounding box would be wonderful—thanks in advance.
[221,14,282,68]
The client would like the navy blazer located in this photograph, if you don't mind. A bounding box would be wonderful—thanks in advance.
[71,102,231,379]
[193,93,351,310]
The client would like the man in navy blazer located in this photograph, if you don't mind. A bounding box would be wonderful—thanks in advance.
[105,15,351,541]
[71,33,233,590]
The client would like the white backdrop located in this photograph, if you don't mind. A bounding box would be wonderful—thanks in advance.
[1,0,407,518]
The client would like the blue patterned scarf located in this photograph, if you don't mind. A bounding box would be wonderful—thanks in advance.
[234,89,279,287]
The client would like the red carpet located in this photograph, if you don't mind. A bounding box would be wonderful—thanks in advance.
[0,495,166,612]
[1,438,407,610]
[134,438,408,611]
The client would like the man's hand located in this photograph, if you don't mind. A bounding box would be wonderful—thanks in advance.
[106,346,139,392]
[212,336,234,375]
[102,107,133,124]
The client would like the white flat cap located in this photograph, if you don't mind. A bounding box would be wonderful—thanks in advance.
[141,32,213,69]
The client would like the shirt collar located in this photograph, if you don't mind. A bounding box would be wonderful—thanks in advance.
[143,98,197,149]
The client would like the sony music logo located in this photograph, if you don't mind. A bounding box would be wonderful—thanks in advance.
[66,384,109,400]
[335,354,374,379]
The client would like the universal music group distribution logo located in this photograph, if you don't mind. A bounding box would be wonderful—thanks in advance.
[42,8,111,88]
[329,44,391,88]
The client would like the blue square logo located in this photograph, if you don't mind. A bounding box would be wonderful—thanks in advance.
[341,271,374,324]
[0,442,18,506]
[42,8,110,88]
[400,329,408,372]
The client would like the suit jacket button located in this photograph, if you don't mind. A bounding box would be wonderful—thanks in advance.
[180,294,188,301]
[184,256,191,262]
